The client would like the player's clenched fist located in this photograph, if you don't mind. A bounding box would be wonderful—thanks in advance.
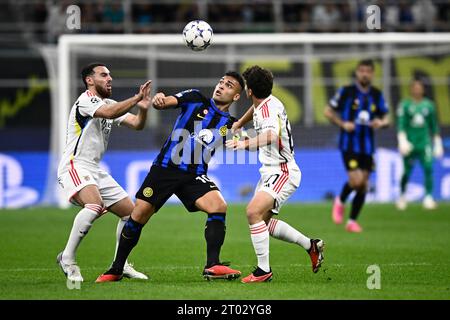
[152,92,166,108]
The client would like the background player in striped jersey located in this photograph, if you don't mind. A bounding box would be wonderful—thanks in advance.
[324,59,390,232]
[396,78,444,210]
[226,65,324,283]
[96,72,244,282]
[57,63,151,282]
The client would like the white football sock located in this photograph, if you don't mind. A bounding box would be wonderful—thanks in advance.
[268,218,311,250]
[249,221,270,273]
[62,205,101,264]
[114,216,130,265]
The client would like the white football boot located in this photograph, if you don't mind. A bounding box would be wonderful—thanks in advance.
[56,252,84,282]
[396,195,407,211]
[123,262,148,280]
[423,195,437,210]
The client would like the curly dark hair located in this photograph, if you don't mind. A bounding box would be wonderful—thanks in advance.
[242,65,273,99]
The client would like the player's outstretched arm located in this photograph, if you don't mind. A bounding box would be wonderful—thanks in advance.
[121,80,153,130]
[226,130,277,151]
[152,92,178,110]
[233,105,254,131]
[94,80,152,119]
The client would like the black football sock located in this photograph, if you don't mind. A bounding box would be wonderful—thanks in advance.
[350,191,366,221]
[339,182,353,203]
[204,213,226,268]
[108,217,143,274]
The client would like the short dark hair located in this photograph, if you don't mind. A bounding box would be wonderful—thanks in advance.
[411,77,425,86]
[81,62,106,88]
[242,65,273,99]
[224,71,245,92]
[357,59,375,70]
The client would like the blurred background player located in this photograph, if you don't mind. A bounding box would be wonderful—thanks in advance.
[324,59,389,233]
[396,78,444,210]
[96,72,244,282]
[227,65,324,283]
[57,63,151,282]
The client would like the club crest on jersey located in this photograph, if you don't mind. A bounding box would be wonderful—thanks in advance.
[219,126,228,136]
[349,159,358,169]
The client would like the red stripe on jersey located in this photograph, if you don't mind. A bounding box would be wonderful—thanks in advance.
[262,104,270,119]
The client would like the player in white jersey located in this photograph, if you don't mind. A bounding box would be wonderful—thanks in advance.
[56,63,152,282]
[226,66,324,283]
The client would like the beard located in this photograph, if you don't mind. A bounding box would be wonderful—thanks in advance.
[95,83,112,98]
[358,77,371,88]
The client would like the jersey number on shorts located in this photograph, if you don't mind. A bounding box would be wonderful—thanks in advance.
[196,175,212,184]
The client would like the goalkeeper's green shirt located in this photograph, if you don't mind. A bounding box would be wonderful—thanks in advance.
[397,97,439,150]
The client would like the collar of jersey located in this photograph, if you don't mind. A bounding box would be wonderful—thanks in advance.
[255,95,272,109]
[210,98,230,116]
[354,82,371,95]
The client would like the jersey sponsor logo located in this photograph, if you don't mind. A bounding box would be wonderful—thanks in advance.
[143,187,153,197]
[198,129,214,144]
[412,114,425,127]
[371,104,376,112]
[356,110,370,125]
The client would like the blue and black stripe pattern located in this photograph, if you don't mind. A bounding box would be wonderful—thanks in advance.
[329,84,388,155]
[154,89,236,175]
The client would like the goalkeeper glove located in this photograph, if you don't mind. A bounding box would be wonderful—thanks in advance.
[397,132,413,156]
[433,135,444,158]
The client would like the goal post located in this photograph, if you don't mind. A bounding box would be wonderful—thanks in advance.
[49,33,450,207]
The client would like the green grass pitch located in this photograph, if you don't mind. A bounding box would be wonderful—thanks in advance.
[0,203,449,300]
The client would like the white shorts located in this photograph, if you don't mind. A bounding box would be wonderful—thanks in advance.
[255,162,301,214]
[57,165,128,208]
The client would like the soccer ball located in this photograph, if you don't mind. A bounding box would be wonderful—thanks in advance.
[182,20,213,52]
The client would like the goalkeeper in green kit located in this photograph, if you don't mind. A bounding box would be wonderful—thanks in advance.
[396,79,444,210]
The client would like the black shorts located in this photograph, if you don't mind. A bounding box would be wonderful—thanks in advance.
[342,152,375,172]
[135,165,219,213]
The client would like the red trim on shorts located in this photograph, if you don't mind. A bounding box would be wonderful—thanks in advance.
[69,160,82,186]
[273,163,289,193]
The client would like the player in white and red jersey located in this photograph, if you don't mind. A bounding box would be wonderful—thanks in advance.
[56,63,152,282]
[226,65,324,283]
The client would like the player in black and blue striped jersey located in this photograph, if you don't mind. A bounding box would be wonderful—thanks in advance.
[96,71,244,282]
[324,60,389,233]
